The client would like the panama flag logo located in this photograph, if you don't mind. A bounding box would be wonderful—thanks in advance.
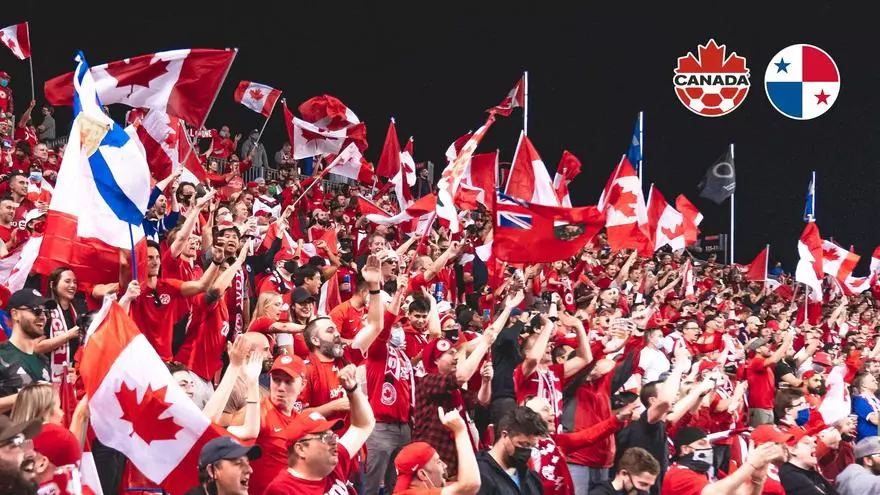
[765,44,840,120]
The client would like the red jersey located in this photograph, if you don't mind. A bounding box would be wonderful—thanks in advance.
[335,265,357,303]
[565,371,614,467]
[264,445,355,495]
[299,354,347,424]
[694,330,724,355]
[514,363,566,434]
[365,311,414,424]
[661,463,709,495]
[128,278,185,361]
[328,299,365,341]
[247,397,299,495]
[403,325,428,361]
[160,250,203,282]
[174,293,230,381]
[746,356,775,409]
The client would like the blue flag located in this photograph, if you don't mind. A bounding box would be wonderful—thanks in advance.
[803,172,816,222]
[626,115,641,172]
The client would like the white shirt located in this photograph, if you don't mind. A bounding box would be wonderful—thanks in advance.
[639,346,671,383]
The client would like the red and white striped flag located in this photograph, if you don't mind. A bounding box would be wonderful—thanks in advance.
[233,81,281,117]
[81,300,227,495]
[505,131,559,206]
[455,151,497,211]
[0,22,30,60]
[646,185,685,252]
[553,150,582,208]
[436,114,496,232]
[488,76,525,116]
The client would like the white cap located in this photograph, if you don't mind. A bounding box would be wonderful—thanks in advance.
[23,209,45,224]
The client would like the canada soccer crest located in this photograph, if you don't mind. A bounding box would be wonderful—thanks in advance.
[673,40,750,117]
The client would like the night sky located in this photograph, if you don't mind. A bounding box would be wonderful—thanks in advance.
[3,3,877,272]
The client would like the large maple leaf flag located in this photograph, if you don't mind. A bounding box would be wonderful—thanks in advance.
[81,299,225,495]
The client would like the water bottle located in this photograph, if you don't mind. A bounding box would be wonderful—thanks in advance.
[434,282,444,302]
[343,274,351,292]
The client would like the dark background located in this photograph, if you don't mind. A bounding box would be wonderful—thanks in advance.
[2,3,877,271]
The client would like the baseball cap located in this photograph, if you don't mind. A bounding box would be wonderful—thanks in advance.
[747,337,769,352]
[394,442,437,488]
[0,416,42,445]
[457,308,476,327]
[246,181,258,189]
[269,354,307,380]
[5,288,57,312]
[23,209,45,224]
[420,338,455,374]
[855,436,880,459]
[812,352,833,367]
[750,425,794,446]
[32,423,81,467]
[673,426,707,452]
[286,411,344,444]
[292,286,316,304]
[198,436,262,470]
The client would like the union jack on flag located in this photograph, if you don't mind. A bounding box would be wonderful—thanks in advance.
[498,211,532,229]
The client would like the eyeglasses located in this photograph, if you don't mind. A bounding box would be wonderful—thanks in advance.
[0,433,25,449]
[298,431,338,445]
[15,306,47,317]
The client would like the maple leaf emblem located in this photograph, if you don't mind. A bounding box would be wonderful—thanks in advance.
[105,57,170,91]
[606,183,637,217]
[822,246,840,262]
[5,38,15,50]
[300,127,337,144]
[163,129,178,149]
[661,221,685,240]
[116,382,183,444]
[675,39,748,74]
[248,88,265,101]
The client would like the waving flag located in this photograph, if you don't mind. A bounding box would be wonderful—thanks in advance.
[821,240,859,281]
[646,185,686,252]
[488,76,525,116]
[44,48,237,126]
[34,53,150,285]
[505,131,559,206]
[0,22,30,60]
[376,119,402,179]
[602,156,650,253]
[325,143,374,184]
[626,114,642,172]
[436,114,496,232]
[298,94,360,130]
[795,222,824,299]
[553,150,582,208]
[81,299,225,495]
[803,171,816,222]
[698,149,736,204]
[456,151,497,211]
[675,194,703,245]
[134,110,206,184]
[740,245,769,282]
[233,81,281,117]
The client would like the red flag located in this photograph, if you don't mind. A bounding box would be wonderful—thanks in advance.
[505,131,558,205]
[298,94,360,130]
[455,151,497,211]
[0,22,30,60]
[44,49,237,127]
[553,150,582,207]
[796,222,824,298]
[325,143,374,184]
[233,81,281,117]
[492,192,605,263]
[376,119,401,179]
[488,76,525,116]
[602,156,650,254]
[646,185,685,252]
[742,245,769,282]
[675,194,703,246]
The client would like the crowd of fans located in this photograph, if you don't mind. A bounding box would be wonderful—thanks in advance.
[3,71,880,495]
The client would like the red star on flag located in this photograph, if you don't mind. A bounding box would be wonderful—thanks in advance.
[815,89,831,105]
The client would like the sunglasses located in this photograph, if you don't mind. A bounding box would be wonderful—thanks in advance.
[15,305,47,317]
[298,431,337,445]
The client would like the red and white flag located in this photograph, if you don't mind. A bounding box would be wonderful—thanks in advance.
[602,156,650,253]
[362,193,436,226]
[400,137,416,189]
[795,222,824,299]
[456,151,497,211]
[436,114,496,232]
[871,246,880,274]
[27,175,53,203]
[740,245,769,282]
[81,300,226,495]
[44,48,237,126]
[553,150,582,208]
[325,143,374,184]
[646,185,685,252]
[680,259,696,299]
[233,81,281,117]
[816,364,851,426]
[675,194,703,246]
[135,110,206,185]
[376,119,402,179]
[841,274,876,296]
[0,236,42,292]
[821,239,859,281]
[505,131,559,206]
[298,94,360,130]
[284,105,348,160]
[445,132,473,163]
[488,76,525,116]
[0,22,30,60]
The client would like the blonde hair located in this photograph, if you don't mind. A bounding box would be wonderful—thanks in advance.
[10,382,59,424]
[251,291,283,322]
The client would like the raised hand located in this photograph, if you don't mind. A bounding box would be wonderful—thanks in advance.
[337,364,358,391]
[438,406,466,434]
[505,290,525,309]
[361,255,381,285]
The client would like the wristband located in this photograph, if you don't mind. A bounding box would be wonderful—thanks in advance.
[344,383,358,393]
[246,400,259,404]
[369,289,381,295]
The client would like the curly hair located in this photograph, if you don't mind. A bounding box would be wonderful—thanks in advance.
[494,406,549,443]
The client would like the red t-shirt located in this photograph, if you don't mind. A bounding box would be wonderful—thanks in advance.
[248,397,299,495]
[160,250,202,282]
[299,354,348,424]
[746,356,775,409]
[566,371,614,467]
[128,278,185,361]
[264,444,354,495]
[366,311,414,424]
[661,463,709,495]
[514,363,566,433]
[328,300,365,341]
[694,330,724,355]
[174,293,230,381]
[403,325,428,361]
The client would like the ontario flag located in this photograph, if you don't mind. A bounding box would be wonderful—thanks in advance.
[553,150,582,208]
[599,156,650,254]
[675,194,703,246]
[492,191,604,263]
[821,239,859,282]
[646,185,685,252]
[0,22,30,60]
[34,53,150,286]
[134,110,206,185]
[325,143,374,184]
[44,48,237,126]
[81,299,226,495]
[487,76,525,116]
[505,131,559,206]
[233,81,281,117]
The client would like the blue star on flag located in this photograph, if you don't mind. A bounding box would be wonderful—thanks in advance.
[774,58,790,73]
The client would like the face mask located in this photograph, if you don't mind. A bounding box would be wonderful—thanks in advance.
[29,172,43,183]
[508,446,532,470]
[283,260,298,274]
[0,79,7,87]
[795,407,810,426]
[680,448,713,473]
[390,327,405,348]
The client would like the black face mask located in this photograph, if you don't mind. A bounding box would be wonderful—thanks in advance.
[679,449,713,473]
[508,446,532,470]
[283,260,298,274]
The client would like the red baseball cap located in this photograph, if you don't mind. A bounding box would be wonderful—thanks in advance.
[697,359,719,375]
[394,442,437,488]
[420,338,455,374]
[802,370,817,380]
[246,181,258,189]
[32,423,81,467]
[286,411,343,444]
[813,352,833,367]
[269,354,307,380]
[750,425,793,446]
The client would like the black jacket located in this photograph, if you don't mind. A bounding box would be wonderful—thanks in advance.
[588,480,649,495]
[778,462,840,495]
[476,450,544,495]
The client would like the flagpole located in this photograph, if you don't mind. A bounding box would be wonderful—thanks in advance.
[128,224,138,282]
[199,47,238,130]
[638,110,644,186]
[255,97,278,145]
[729,143,735,263]
[811,170,816,220]
[764,244,770,288]
[522,70,529,135]
[28,56,35,103]
[290,164,334,206]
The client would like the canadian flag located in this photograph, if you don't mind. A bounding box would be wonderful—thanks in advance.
[821,239,859,281]
[80,300,226,495]
[325,143,374,184]
[134,110,206,185]
[0,236,42,292]
[646,185,686,252]
[504,131,559,206]
[740,245,769,282]
[445,132,473,163]
[233,81,281,117]
[298,94,360,130]
[456,151,497,211]
[27,175,53,203]
[0,22,30,60]
[841,274,876,296]
[361,193,436,227]
[601,156,650,253]
[553,151,582,208]
[44,49,237,126]
[795,222,824,299]
[681,259,695,299]
[816,364,851,426]
[284,102,348,159]
[376,119,402,179]
[675,194,703,246]
[488,76,525,116]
